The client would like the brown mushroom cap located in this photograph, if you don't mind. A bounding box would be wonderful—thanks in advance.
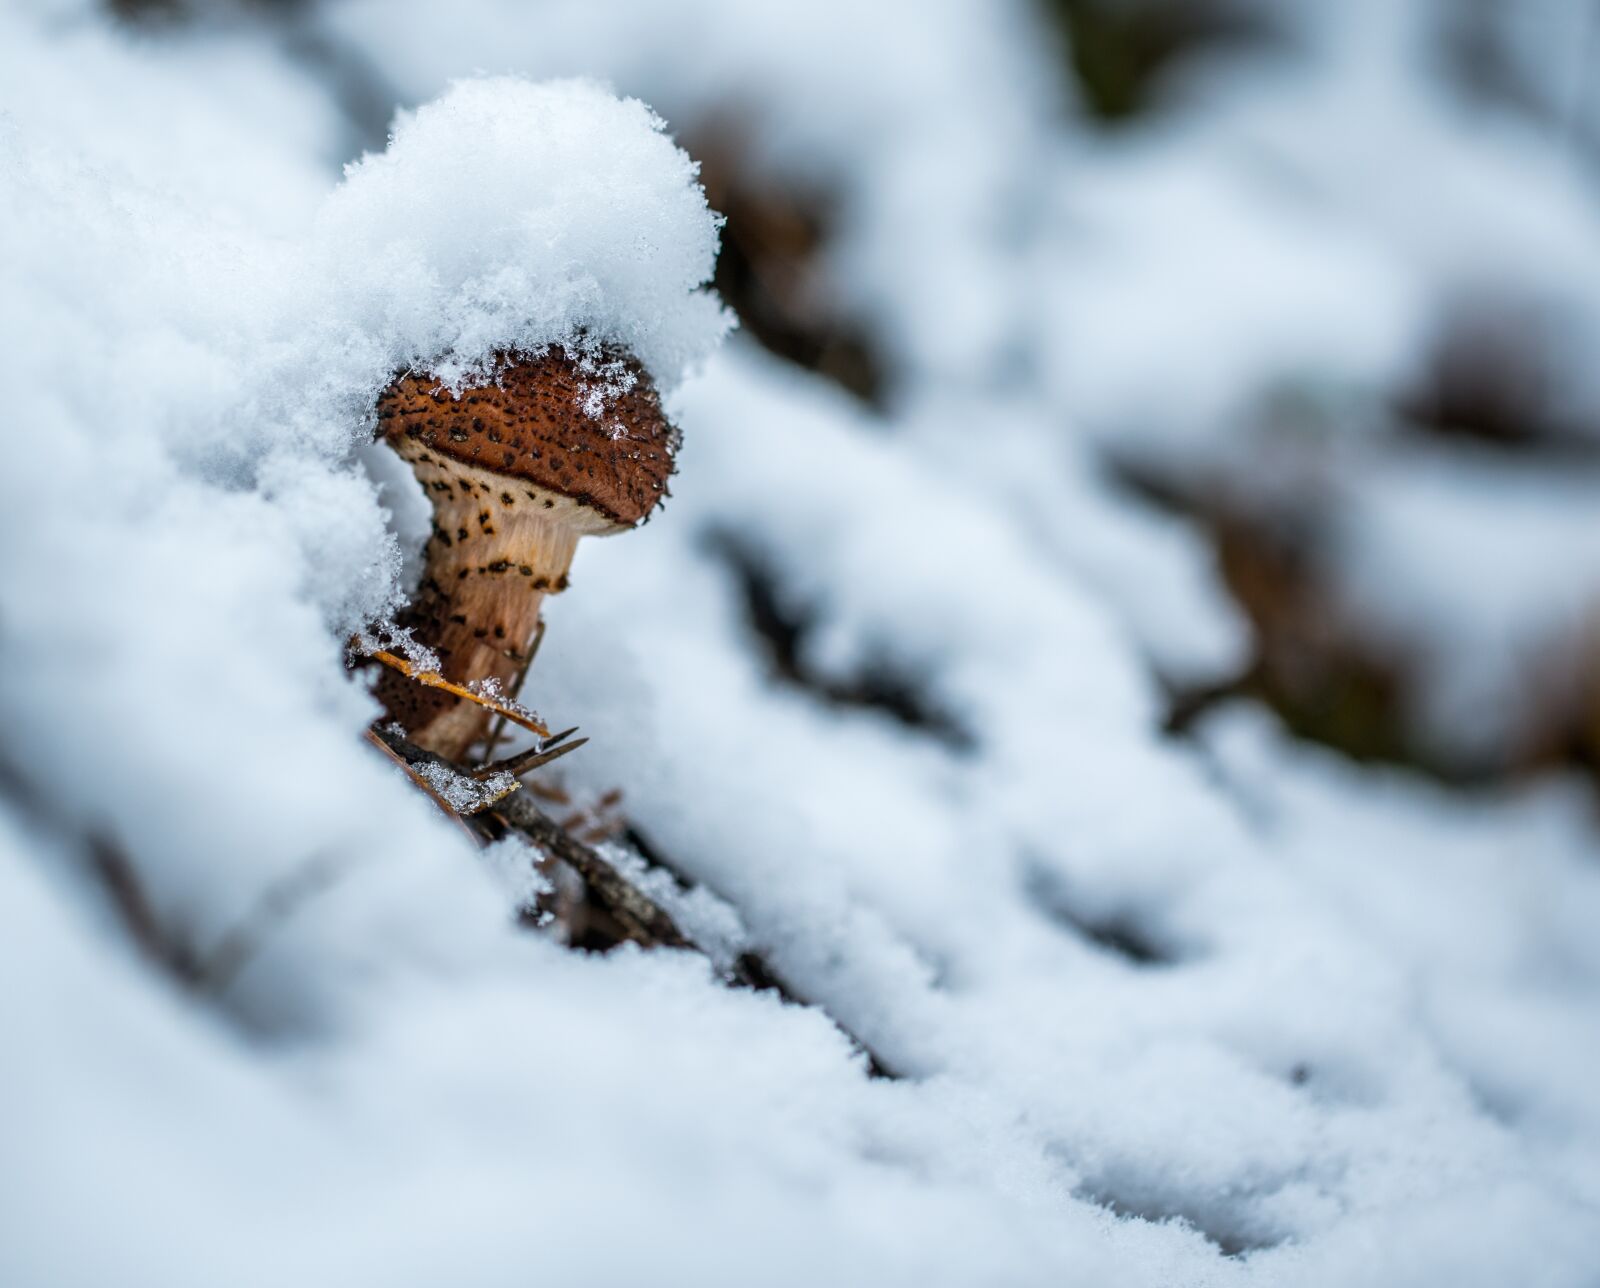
[376,346,678,528]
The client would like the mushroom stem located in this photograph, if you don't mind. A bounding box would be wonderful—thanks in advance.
[377,450,599,759]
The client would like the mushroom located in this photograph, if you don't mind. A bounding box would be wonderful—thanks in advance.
[373,345,678,760]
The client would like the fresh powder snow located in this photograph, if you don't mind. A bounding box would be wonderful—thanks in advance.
[4,2,1600,1286]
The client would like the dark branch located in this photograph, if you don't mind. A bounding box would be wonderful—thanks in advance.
[490,790,695,951]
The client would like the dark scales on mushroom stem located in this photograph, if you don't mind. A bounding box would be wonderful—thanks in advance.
[373,346,680,760]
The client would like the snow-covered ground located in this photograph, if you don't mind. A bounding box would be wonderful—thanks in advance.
[4,1,1600,1284]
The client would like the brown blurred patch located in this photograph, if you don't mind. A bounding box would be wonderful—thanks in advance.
[690,125,887,407]
[1134,458,1600,784]
[1395,294,1600,453]
[1147,470,1423,771]
[1209,514,1420,768]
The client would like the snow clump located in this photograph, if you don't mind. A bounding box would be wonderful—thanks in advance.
[318,76,731,390]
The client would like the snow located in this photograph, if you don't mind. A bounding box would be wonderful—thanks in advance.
[412,759,518,815]
[4,0,1600,1285]
[322,76,729,389]
[477,833,554,913]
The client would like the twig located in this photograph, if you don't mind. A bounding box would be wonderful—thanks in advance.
[360,648,551,739]
[524,778,572,806]
[88,836,201,985]
[198,852,350,996]
[489,789,694,950]
[469,728,585,780]
[365,728,485,836]
[87,836,358,1009]
[369,725,522,816]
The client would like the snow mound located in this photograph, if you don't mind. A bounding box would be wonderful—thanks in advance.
[321,76,730,387]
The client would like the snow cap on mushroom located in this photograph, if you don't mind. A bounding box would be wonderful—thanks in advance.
[320,75,732,393]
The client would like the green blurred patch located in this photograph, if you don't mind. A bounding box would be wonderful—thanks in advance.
[1040,0,1273,123]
